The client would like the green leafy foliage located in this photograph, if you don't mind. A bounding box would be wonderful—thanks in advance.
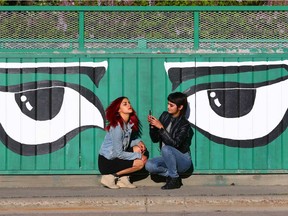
[1,0,287,6]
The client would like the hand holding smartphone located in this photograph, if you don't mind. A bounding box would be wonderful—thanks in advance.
[148,110,154,128]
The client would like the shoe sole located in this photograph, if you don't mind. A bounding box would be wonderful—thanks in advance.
[161,184,182,190]
[117,183,136,188]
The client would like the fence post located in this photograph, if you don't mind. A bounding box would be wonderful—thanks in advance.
[78,11,85,51]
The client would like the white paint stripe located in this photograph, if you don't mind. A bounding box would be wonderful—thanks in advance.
[164,60,288,70]
[0,61,108,70]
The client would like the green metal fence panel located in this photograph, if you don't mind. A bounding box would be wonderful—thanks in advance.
[1,6,288,175]
[1,54,288,174]
[187,55,288,173]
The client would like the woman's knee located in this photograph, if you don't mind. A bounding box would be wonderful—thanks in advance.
[133,159,145,170]
[161,145,173,156]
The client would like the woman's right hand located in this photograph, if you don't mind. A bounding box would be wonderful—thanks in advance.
[148,115,164,129]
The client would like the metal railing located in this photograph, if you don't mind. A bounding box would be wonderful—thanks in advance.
[0,6,288,53]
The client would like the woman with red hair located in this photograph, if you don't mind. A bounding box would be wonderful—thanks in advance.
[98,97,147,189]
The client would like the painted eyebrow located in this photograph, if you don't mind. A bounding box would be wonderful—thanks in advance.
[183,75,288,97]
[0,61,108,87]
[165,61,288,90]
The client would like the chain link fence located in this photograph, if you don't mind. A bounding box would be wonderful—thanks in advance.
[0,7,288,53]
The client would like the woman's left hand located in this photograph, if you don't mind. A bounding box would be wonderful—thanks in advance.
[138,141,146,154]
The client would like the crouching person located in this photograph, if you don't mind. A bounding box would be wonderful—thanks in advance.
[146,92,193,189]
[98,97,147,189]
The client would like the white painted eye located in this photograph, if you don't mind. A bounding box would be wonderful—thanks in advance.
[187,79,288,141]
[0,86,104,146]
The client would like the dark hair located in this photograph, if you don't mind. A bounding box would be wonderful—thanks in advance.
[167,92,188,116]
[105,96,140,132]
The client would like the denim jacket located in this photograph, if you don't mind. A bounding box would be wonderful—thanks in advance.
[99,122,142,160]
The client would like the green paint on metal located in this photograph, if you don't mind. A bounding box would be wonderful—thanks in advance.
[193,11,199,50]
[78,11,85,51]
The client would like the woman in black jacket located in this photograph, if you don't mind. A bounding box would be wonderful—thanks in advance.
[146,92,193,189]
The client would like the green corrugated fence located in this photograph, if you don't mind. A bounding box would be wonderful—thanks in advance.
[0,6,288,175]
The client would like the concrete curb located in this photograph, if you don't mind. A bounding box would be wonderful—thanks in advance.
[1,195,288,213]
[1,174,288,188]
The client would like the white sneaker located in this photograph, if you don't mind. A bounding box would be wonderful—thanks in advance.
[100,174,119,189]
[117,176,136,188]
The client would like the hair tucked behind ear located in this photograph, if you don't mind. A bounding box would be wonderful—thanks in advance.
[105,96,141,134]
[167,92,188,116]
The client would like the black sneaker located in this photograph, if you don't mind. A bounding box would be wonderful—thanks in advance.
[161,177,182,190]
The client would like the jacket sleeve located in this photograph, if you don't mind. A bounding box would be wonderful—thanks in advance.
[130,138,142,147]
[110,126,141,160]
[159,121,191,149]
[149,126,160,143]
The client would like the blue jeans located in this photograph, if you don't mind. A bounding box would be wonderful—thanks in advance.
[145,145,192,178]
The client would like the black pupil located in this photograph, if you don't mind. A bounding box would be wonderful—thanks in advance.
[207,89,256,118]
[15,87,65,121]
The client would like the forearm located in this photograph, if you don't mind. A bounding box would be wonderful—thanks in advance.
[159,125,189,148]
[130,138,142,147]
[149,127,160,143]
[116,151,142,160]
[159,128,178,147]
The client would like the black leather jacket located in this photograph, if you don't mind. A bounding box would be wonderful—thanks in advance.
[149,111,193,154]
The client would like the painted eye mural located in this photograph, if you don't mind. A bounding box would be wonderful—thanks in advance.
[0,61,107,156]
[165,60,288,148]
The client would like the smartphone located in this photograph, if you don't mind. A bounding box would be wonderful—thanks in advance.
[149,110,153,128]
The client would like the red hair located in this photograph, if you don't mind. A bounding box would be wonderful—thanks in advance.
[105,97,141,133]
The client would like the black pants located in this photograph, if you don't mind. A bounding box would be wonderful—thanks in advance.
[98,148,134,174]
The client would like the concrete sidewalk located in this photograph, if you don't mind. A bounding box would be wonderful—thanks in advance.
[1,174,288,213]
